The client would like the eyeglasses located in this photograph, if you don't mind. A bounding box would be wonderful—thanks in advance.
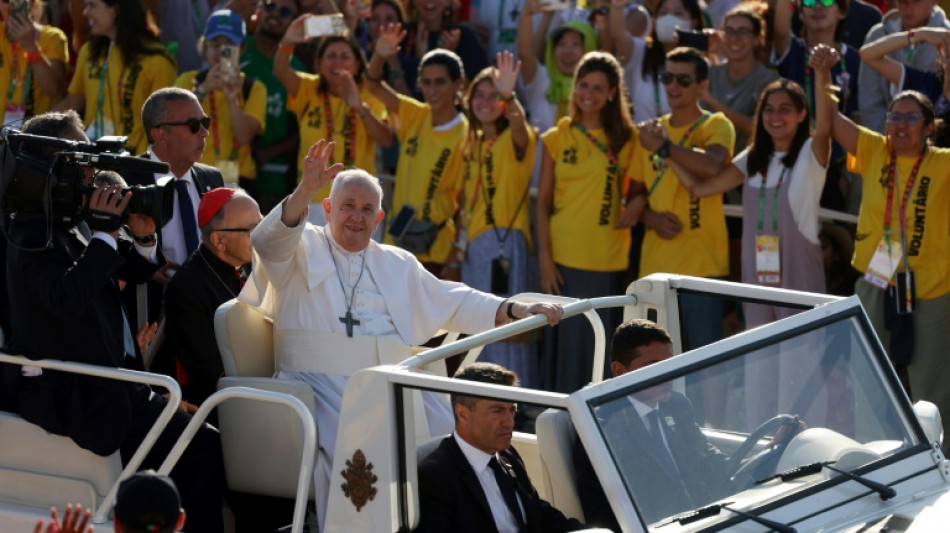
[263,1,295,19]
[214,222,260,234]
[723,27,755,38]
[155,116,211,134]
[660,72,695,87]
[800,0,836,8]
[885,111,923,125]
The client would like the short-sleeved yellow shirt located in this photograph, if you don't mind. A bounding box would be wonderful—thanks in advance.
[386,94,467,264]
[633,111,735,278]
[848,127,950,299]
[541,117,636,272]
[461,127,536,249]
[174,70,267,180]
[288,73,387,201]
[68,42,177,154]
[0,23,68,122]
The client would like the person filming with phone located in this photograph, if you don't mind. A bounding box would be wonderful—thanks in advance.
[175,9,267,192]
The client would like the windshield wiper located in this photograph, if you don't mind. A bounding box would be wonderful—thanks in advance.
[658,501,797,533]
[756,461,897,501]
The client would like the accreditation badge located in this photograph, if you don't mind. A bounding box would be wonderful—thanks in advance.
[217,159,239,184]
[4,104,25,125]
[755,235,781,285]
[863,238,902,290]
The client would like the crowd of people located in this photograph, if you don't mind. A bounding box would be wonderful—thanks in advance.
[4,0,950,529]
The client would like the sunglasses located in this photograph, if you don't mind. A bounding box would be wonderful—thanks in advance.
[885,111,923,125]
[660,72,695,87]
[800,0,836,8]
[263,1,295,19]
[155,116,212,134]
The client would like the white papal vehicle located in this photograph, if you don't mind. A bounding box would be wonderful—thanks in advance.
[0,274,947,532]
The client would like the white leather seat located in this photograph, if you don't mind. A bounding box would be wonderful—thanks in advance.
[214,298,320,499]
[535,408,585,521]
[0,408,122,511]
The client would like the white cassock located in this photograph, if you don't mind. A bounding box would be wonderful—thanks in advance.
[239,203,504,529]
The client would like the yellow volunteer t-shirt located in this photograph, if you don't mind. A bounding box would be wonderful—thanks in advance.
[387,94,467,264]
[461,127,536,249]
[174,71,267,180]
[0,23,68,122]
[541,117,635,272]
[848,127,950,299]
[288,73,387,201]
[68,42,177,154]
[634,111,734,278]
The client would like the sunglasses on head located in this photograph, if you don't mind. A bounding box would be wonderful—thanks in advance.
[886,111,923,125]
[263,1,295,19]
[800,0,836,8]
[155,116,212,134]
[660,72,695,87]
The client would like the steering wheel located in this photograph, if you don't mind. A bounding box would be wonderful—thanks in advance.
[727,414,804,482]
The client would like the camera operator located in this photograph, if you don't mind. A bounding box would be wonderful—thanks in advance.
[4,110,226,533]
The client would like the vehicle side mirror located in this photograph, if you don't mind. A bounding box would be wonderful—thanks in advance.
[913,401,943,447]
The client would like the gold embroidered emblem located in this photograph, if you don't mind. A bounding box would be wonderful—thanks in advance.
[341,449,377,511]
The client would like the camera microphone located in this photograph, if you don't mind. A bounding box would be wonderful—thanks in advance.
[60,152,171,175]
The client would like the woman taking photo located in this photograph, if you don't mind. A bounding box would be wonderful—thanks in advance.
[671,79,831,426]
[448,52,537,384]
[367,23,467,273]
[537,51,639,393]
[276,15,393,223]
[0,0,68,125]
[813,43,950,450]
[55,0,176,154]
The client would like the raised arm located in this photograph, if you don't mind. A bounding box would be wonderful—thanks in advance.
[366,23,407,115]
[8,17,66,98]
[275,14,312,97]
[861,28,950,87]
[339,70,394,147]
[283,140,343,227]
[517,0,551,85]
[608,0,634,64]
[494,52,530,157]
[772,0,793,61]
[811,44,858,156]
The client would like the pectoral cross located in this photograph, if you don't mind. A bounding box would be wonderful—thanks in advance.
[339,310,361,337]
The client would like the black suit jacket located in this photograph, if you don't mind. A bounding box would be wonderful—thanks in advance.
[5,220,155,456]
[119,159,224,372]
[158,245,243,404]
[416,435,584,533]
[574,392,732,529]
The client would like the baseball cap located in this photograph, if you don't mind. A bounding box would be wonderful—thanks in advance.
[205,9,246,45]
[114,471,181,531]
[198,187,237,228]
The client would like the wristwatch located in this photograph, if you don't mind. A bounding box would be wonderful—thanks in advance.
[656,139,672,159]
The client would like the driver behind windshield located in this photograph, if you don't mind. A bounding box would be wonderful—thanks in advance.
[573,319,732,529]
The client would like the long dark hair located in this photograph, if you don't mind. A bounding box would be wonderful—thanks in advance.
[88,0,166,64]
[462,68,509,160]
[571,52,634,155]
[889,90,937,146]
[642,0,706,82]
[315,35,368,93]
[747,79,810,176]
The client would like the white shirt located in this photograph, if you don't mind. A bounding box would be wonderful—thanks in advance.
[453,433,525,533]
[149,151,201,265]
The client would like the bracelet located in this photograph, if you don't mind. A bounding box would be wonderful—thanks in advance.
[908,30,916,47]
[497,92,516,102]
[279,43,295,54]
[26,51,42,64]
[506,301,519,320]
[656,139,672,159]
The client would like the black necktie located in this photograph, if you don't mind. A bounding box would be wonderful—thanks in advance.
[175,179,198,256]
[488,456,526,531]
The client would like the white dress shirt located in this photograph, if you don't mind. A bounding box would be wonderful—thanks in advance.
[149,151,201,265]
[454,432,525,533]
